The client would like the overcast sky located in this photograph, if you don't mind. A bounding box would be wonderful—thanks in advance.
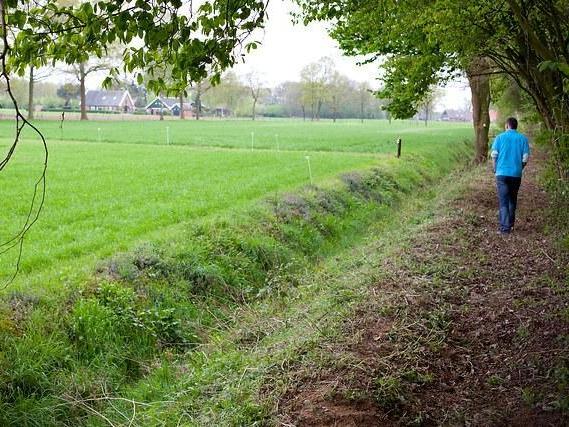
[232,1,380,86]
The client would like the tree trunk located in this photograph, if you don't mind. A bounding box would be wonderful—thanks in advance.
[179,92,185,119]
[252,99,256,120]
[467,57,492,164]
[424,103,429,127]
[316,99,322,121]
[332,95,337,123]
[360,101,364,123]
[79,63,88,121]
[311,100,315,121]
[28,65,34,120]
[302,105,306,121]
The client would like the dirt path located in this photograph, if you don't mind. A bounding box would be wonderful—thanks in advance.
[276,157,568,426]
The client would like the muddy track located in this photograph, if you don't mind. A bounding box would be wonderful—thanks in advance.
[276,157,569,426]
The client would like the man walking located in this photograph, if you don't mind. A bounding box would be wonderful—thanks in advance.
[490,117,531,234]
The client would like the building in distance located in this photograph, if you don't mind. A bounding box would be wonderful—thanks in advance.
[85,90,135,113]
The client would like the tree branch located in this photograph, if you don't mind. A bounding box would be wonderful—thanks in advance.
[0,0,49,288]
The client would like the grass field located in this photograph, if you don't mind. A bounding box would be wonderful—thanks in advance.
[0,140,380,290]
[0,118,471,152]
[0,119,472,291]
[0,118,473,425]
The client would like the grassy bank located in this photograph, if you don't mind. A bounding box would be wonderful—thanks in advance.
[0,135,471,425]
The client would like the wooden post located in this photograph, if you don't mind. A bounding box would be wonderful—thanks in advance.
[396,138,402,158]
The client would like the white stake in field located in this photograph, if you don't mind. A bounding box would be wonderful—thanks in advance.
[305,155,313,185]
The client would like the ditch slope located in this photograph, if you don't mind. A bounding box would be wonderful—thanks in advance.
[276,154,569,425]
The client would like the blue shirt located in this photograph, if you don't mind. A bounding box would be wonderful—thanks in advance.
[491,129,530,177]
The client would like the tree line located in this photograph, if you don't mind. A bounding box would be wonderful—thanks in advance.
[0,56,385,121]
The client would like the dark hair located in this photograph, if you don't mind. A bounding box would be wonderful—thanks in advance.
[506,117,518,129]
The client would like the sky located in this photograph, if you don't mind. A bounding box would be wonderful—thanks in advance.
[232,1,380,86]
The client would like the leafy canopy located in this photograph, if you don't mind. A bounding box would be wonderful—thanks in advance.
[296,0,569,124]
[3,0,267,93]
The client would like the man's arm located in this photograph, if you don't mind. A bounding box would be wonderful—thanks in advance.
[522,138,530,169]
[491,137,499,173]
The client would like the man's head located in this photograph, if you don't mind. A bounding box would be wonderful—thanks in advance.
[505,117,518,130]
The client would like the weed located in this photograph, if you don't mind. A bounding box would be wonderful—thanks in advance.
[521,386,540,406]
[401,369,434,385]
[516,325,530,340]
[273,194,311,222]
[487,374,504,386]
[374,375,405,408]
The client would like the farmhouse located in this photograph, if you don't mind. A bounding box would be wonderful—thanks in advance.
[145,97,193,117]
[85,90,135,113]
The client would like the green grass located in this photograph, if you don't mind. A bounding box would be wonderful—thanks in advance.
[0,118,472,426]
[0,119,472,292]
[0,139,381,291]
[0,118,472,152]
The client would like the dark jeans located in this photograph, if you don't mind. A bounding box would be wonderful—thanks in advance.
[496,175,521,233]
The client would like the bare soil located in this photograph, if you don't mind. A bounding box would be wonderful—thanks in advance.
[276,158,569,426]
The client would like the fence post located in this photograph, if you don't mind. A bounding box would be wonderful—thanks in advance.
[396,138,402,158]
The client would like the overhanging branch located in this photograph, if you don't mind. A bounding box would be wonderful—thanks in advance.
[0,0,49,288]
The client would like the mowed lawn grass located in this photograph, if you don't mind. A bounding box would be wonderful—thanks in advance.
[0,138,381,291]
[0,118,473,153]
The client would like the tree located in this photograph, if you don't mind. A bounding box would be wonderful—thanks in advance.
[328,71,350,122]
[5,0,268,88]
[245,71,264,120]
[271,81,305,118]
[297,0,569,168]
[56,83,80,107]
[65,59,112,120]
[418,87,441,127]
[300,57,334,121]
[492,76,536,125]
[191,79,212,120]
[26,65,51,119]
[357,82,370,123]
[204,71,247,116]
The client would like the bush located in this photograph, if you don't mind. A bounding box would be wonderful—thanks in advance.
[537,131,569,251]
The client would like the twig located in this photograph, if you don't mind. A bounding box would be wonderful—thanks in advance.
[0,0,49,288]
[540,248,556,264]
